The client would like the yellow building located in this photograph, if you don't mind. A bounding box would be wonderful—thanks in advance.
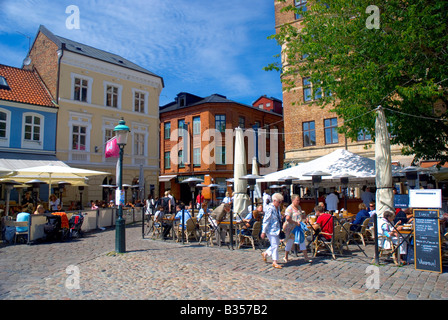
[24,25,164,206]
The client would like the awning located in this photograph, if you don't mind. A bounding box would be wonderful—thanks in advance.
[0,152,68,171]
[159,175,177,182]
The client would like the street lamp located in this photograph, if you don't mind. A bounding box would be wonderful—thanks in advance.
[241,174,263,212]
[303,171,331,205]
[114,118,130,253]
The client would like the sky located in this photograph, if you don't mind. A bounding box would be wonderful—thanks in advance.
[0,0,283,107]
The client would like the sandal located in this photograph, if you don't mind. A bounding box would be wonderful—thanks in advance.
[272,263,283,269]
[261,252,267,262]
[283,257,289,263]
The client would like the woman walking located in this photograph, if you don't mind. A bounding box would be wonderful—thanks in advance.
[261,193,284,269]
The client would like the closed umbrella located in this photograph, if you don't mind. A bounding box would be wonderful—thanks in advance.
[252,157,262,202]
[375,106,394,218]
[233,127,249,216]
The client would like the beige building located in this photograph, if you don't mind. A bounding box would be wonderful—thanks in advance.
[24,25,164,205]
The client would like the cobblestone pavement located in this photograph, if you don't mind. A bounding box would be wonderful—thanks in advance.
[1,224,447,301]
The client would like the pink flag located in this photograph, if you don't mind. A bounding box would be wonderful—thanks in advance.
[105,137,119,158]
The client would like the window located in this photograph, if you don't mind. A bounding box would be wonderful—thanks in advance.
[134,133,145,156]
[134,91,145,113]
[324,118,338,144]
[178,119,186,138]
[303,121,316,146]
[294,0,307,19]
[0,76,10,90]
[303,77,323,102]
[104,129,114,144]
[72,125,87,151]
[238,116,245,129]
[193,116,201,135]
[164,122,171,139]
[164,152,171,169]
[178,150,185,168]
[74,77,88,102]
[24,115,42,142]
[357,129,372,141]
[0,111,7,138]
[193,147,201,167]
[106,85,119,108]
[215,146,226,165]
[215,114,226,133]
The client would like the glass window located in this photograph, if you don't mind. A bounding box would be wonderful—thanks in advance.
[215,114,226,133]
[215,146,226,165]
[164,122,171,139]
[324,118,338,144]
[193,147,201,167]
[134,92,145,113]
[238,116,245,129]
[74,77,88,102]
[72,125,87,150]
[294,0,307,19]
[178,119,185,137]
[303,121,316,147]
[303,77,312,102]
[106,85,119,108]
[193,116,201,135]
[0,111,7,138]
[134,133,145,156]
[164,152,171,169]
[357,129,372,141]
[24,115,41,142]
[178,150,185,168]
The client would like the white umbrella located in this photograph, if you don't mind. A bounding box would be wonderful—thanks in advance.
[233,127,250,216]
[252,157,262,201]
[375,106,394,218]
[13,164,109,202]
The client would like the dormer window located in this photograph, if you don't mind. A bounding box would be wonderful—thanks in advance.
[0,76,10,90]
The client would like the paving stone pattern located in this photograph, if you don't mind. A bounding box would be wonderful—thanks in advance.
[1,224,447,300]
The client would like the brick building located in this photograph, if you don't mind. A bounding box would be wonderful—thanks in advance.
[159,92,284,204]
[274,0,412,166]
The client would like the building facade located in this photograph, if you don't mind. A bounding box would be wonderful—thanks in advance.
[274,0,412,167]
[24,25,164,204]
[159,92,284,204]
[0,64,59,201]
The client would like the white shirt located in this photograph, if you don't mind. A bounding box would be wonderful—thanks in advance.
[325,193,339,211]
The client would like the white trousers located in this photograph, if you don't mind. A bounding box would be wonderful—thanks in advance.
[266,234,280,261]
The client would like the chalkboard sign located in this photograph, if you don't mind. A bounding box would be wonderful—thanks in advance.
[394,194,409,208]
[414,209,442,273]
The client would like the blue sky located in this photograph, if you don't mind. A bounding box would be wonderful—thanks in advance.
[0,0,283,107]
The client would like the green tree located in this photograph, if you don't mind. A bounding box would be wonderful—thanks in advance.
[267,0,448,164]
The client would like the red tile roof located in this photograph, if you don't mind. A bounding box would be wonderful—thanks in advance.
[0,64,56,108]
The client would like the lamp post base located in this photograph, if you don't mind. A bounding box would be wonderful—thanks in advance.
[115,217,126,253]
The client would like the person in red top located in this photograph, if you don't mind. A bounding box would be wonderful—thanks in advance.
[311,205,333,240]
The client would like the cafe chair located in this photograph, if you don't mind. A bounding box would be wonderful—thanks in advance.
[312,224,347,260]
[3,220,29,244]
[376,235,399,265]
[349,218,371,246]
[237,221,262,250]
[176,218,199,243]
[197,216,214,246]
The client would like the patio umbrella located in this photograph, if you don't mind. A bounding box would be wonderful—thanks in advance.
[233,127,249,216]
[375,106,394,218]
[251,157,262,201]
[13,164,109,202]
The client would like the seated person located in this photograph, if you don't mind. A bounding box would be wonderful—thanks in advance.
[154,206,172,238]
[309,205,333,241]
[378,210,407,263]
[16,205,31,233]
[174,204,192,229]
[196,201,209,221]
[394,207,408,225]
[350,203,370,232]
[241,210,262,236]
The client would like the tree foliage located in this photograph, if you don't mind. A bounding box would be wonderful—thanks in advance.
[267,0,448,164]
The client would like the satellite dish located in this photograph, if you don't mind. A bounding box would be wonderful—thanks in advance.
[23,56,31,66]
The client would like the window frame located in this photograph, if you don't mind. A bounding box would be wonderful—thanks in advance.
[215,114,226,133]
[22,112,44,149]
[303,120,316,147]
[324,117,339,145]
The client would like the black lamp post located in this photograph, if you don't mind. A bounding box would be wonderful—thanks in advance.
[182,178,203,218]
[241,174,263,212]
[114,118,130,254]
[208,183,219,208]
[78,186,84,210]
[58,181,71,209]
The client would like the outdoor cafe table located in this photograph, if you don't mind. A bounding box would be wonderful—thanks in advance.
[218,220,244,249]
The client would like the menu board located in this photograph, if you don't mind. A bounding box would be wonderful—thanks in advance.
[414,209,442,273]
[393,194,409,208]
